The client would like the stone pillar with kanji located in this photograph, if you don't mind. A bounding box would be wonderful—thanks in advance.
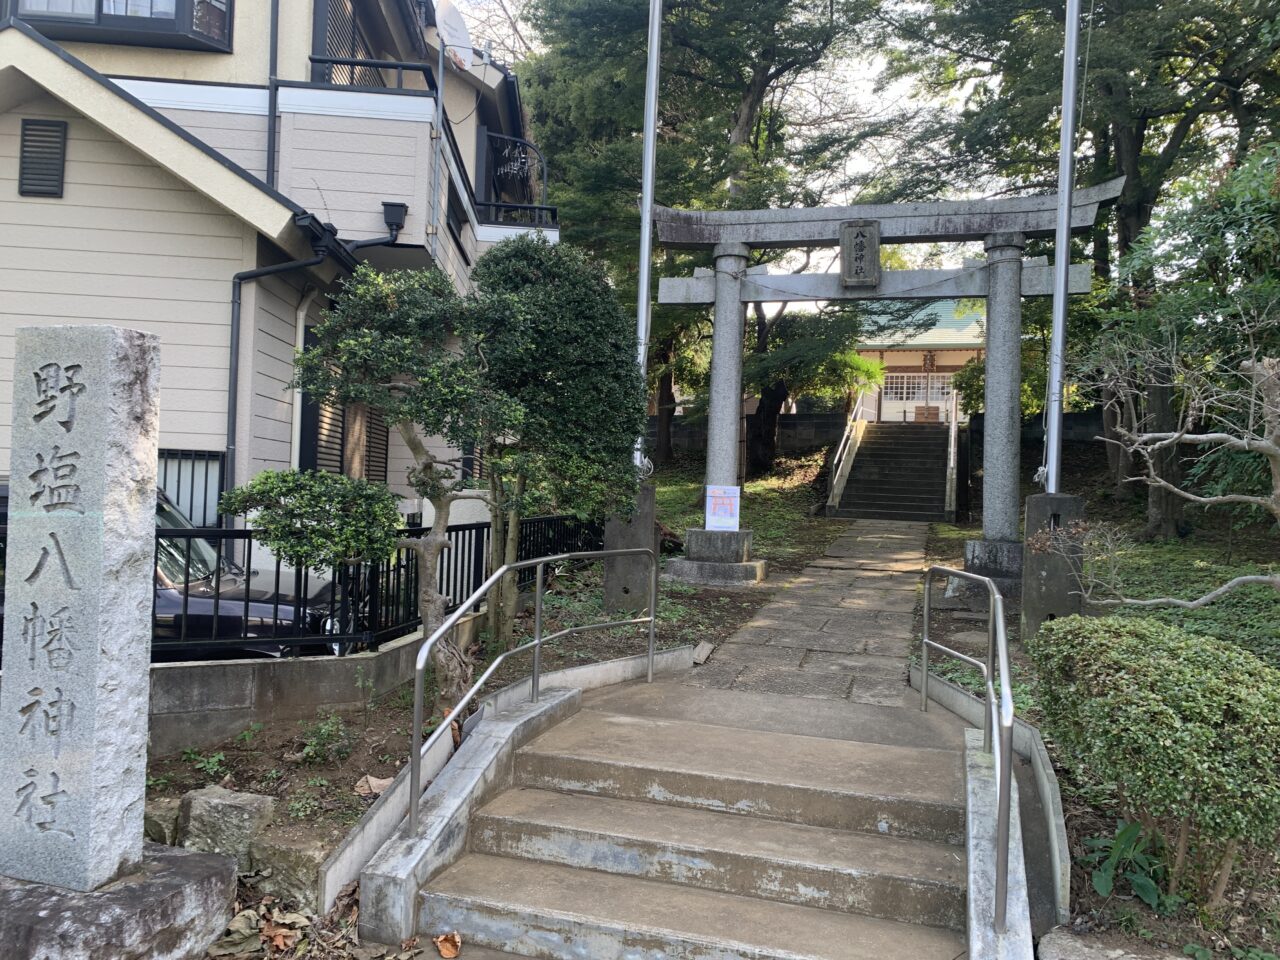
[0,325,160,892]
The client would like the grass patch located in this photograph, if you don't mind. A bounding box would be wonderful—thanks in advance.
[654,451,842,574]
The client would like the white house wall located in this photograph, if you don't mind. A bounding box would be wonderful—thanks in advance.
[0,92,256,477]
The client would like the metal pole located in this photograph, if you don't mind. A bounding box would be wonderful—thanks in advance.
[532,563,544,702]
[1044,0,1083,493]
[647,550,658,682]
[633,0,664,467]
[409,663,425,833]
[430,32,448,262]
[920,572,931,712]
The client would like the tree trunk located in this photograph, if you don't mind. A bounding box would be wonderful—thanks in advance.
[393,422,475,717]
[417,493,471,717]
[1101,387,1136,500]
[746,379,788,476]
[1143,376,1185,540]
[486,466,504,645]
[654,341,677,465]
[496,472,525,652]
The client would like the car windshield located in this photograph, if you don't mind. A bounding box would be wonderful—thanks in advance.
[154,497,224,584]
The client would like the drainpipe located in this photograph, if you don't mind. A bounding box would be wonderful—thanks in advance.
[266,0,281,187]
[290,285,320,469]
[430,29,446,261]
[227,254,326,499]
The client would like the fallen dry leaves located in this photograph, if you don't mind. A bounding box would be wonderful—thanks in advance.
[432,932,462,958]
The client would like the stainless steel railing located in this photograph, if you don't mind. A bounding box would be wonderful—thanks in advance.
[407,547,659,834]
[919,565,1015,932]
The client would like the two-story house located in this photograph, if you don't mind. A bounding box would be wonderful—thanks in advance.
[0,0,556,524]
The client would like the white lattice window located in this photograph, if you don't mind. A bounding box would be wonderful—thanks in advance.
[883,374,927,402]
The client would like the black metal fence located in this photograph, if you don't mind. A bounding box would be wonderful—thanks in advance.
[0,515,602,661]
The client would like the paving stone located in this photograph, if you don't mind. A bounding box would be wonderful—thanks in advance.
[863,635,914,657]
[681,661,745,690]
[744,605,832,632]
[801,650,908,679]
[713,642,806,667]
[848,675,913,707]
[729,664,855,700]
[820,610,914,636]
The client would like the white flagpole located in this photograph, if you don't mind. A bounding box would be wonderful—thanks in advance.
[1044,0,1083,493]
[634,0,664,470]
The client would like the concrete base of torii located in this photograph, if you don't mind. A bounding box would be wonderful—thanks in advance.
[0,844,234,960]
[665,529,768,586]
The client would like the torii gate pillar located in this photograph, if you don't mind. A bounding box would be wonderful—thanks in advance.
[706,243,750,487]
[963,232,1026,588]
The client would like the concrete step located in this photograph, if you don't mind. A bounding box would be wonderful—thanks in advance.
[580,679,968,750]
[831,508,948,522]
[418,855,967,960]
[515,711,965,844]
[471,788,967,930]
[842,491,945,506]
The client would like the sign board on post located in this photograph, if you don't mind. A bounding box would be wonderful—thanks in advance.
[840,219,881,288]
[705,485,741,532]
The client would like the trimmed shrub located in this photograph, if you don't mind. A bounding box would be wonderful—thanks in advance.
[1028,615,1280,907]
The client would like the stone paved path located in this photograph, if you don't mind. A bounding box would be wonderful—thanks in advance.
[689,520,928,706]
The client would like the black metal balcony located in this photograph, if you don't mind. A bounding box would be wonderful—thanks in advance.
[478,132,557,228]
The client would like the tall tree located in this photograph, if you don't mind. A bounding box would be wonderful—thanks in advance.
[470,234,647,648]
[522,0,883,458]
[293,266,517,709]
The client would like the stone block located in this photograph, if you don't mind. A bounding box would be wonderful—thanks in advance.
[0,843,234,960]
[177,786,275,872]
[684,528,754,563]
[1038,928,1182,960]
[250,835,327,914]
[1021,493,1086,641]
[603,484,660,614]
[663,557,768,586]
[0,325,161,891]
[963,538,1024,578]
[144,798,183,846]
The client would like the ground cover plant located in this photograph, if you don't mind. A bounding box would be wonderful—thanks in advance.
[922,439,1280,954]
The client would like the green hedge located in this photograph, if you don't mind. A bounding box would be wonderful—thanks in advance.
[1028,616,1280,905]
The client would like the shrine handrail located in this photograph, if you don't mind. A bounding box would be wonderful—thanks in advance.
[826,393,869,509]
[919,566,1015,933]
[406,547,659,835]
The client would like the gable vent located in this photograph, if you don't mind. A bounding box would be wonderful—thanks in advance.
[19,120,69,199]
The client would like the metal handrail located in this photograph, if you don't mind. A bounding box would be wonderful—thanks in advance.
[944,392,961,518]
[919,565,1015,933]
[826,393,868,509]
[308,55,435,91]
[407,547,659,834]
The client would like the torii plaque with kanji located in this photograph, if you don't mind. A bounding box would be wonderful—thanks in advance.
[839,219,881,288]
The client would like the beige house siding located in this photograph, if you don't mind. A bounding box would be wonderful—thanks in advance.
[248,272,306,476]
[277,108,432,244]
[158,106,270,182]
[0,93,254,477]
[58,0,314,85]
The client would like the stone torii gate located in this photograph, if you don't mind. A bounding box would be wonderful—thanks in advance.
[657,177,1124,588]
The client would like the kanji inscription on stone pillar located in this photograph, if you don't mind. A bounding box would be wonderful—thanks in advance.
[0,325,160,892]
[839,219,881,288]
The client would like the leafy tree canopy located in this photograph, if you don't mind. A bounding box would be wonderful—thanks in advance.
[471,233,647,518]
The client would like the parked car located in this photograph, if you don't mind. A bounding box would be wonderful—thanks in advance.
[0,483,365,663]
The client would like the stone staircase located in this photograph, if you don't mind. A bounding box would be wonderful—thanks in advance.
[415,680,969,959]
[831,422,949,522]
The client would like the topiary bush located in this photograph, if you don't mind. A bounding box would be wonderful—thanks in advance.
[220,469,402,571]
[1028,615,1280,909]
